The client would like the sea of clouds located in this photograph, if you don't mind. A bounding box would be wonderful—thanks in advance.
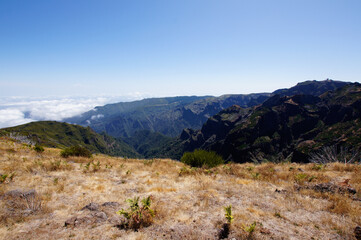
[0,94,143,129]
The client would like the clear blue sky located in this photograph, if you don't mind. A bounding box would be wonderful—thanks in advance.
[1,0,361,98]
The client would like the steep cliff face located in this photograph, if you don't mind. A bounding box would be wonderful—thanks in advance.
[180,83,361,163]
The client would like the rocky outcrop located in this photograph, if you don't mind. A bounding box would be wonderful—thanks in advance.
[65,202,122,228]
[295,182,357,195]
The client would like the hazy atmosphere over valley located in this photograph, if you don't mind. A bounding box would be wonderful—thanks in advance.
[1,1,361,240]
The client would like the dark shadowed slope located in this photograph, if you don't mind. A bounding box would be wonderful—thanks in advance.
[177,83,361,163]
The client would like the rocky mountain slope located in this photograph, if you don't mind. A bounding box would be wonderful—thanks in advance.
[178,83,361,163]
[65,79,349,139]
[0,80,354,162]
[65,95,270,138]
[273,79,348,97]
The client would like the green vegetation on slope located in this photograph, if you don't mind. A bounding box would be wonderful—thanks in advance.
[123,130,176,158]
[1,121,140,158]
[181,149,224,168]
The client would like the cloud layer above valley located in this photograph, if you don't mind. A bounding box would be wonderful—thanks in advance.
[0,95,143,129]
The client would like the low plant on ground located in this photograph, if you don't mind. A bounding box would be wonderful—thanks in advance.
[294,172,317,184]
[178,166,200,176]
[33,144,45,153]
[143,159,154,166]
[60,145,92,158]
[82,160,101,173]
[0,172,15,184]
[274,211,282,218]
[0,174,8,183]
[219,205,233,239]
[179,166,193,176]
[246,166,254,171]
[181,149,224,169]
[251,172,260,180]
[91,161,101,172]
[311,163,325,171]
[242,221,257,238]
[224,205,234,224]
[116,196,155,230]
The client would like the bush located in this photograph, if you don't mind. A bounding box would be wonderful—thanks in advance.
[181,149,224,168]
[33,145,44,153]
[116,196,155,230]
[60,145,92,158]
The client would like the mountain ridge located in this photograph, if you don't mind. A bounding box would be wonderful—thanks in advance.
[1,80,357,162]
[65,93,270,138]
[176,82,361,163]
[0,121,140,158]
[65,79,350,138]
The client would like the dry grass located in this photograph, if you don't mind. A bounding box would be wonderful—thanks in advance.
[0,137,360,239]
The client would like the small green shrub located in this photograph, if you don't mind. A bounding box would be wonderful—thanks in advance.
[251,172,260,180]
[116,196,155,230]
[246,166,254,171]
[53,177,59,185]
[83,162,91,171]
[91,161,101,172]
[6,148,16,154]
[224,205,234,224]
[294,173,308,184]
[0,172,15,183]
[60,145,92,158]
[311,163,324,171]
[82,161,101,173]
[143,159,154,166]
[242,221,257,234]
[179,166,193,176]
[33,145,45,153]
[294,173,315,184]
[0,174,8,183]
[181,149,224,169]
[219,205,233,239]
[274,211,282,218]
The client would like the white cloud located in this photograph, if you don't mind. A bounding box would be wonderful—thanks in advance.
[0,94,146,129]
[91,114,104,120]
[0,109,34,128]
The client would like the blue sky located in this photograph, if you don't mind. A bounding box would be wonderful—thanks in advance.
[1,0,361,98]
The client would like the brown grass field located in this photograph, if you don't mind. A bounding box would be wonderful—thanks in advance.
[0,137,360,239]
